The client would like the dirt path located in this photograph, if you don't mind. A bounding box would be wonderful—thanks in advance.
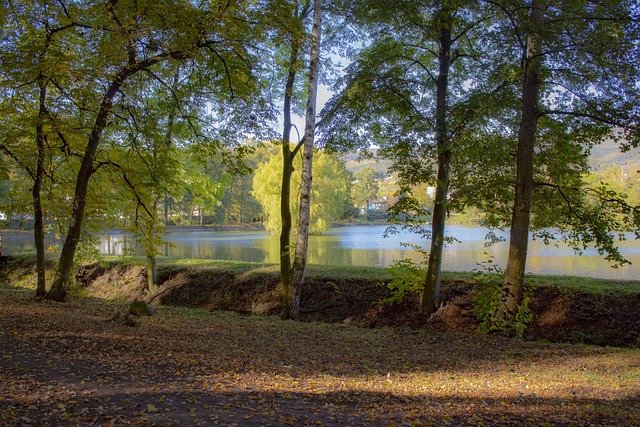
[2,289,640,426]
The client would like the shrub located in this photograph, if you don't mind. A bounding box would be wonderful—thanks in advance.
[471,258,534,338]
[384,244,427,305]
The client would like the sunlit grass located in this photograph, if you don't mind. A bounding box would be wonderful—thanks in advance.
[526,274,640,295]
[3,253,639,295]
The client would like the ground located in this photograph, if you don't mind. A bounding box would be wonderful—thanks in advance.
[1,258,640,426]
[2,289,640,427]
[69,261,640,347]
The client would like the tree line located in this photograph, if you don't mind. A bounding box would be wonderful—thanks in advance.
[1,0,638,330]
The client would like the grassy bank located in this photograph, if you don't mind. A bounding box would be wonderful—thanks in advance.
[3,253,639,297]
[110,255,640,294]
[2,254,640,348]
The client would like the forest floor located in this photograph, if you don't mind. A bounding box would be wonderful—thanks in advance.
[2,288,640,427]
[1,257,640,426]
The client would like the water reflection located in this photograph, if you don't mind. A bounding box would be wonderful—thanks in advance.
[97,225,638,280]
[2,225,638,280]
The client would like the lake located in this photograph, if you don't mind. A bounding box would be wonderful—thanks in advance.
[2,225,638,280]
[98,225,639,280]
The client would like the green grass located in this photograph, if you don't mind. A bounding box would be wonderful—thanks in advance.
[98,255,392,282]
[100,255,278,273]
[4,253,640,295]
[525,274,640,295]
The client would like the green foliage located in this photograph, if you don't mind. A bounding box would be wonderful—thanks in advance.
[352,167,383,209]
[383,244,427,305]
[471,259,534,338]
[65,279,90,300]
[252,145,351,234]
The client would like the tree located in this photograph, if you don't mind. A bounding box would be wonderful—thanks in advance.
[268,0,312,319]
[252,146,350,235]
[498,0,545,321]
[352,167,383,210]
[320,0,501,314]
[209,147,267,225]
[290,0,324,319]
[485,0,640,324]
[0,0,86,297]
[38,0,265,301]
[262,0,327,318]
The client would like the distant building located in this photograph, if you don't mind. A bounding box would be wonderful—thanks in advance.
[364,196,398,212]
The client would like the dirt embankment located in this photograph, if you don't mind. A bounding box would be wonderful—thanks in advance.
[3,257,640,347]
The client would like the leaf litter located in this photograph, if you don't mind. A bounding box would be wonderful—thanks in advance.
[1,289,639,426]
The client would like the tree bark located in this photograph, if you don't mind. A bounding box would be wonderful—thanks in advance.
[421,9,452,315]
[279,17,302,318]
[163,65,180,227]
[277,0,317,319]
[145,200,160,295]
[47,73,127,301]
[145,250,158,294]
[290,0,323,319]
[33,82,47,298]
[501,0,544,321]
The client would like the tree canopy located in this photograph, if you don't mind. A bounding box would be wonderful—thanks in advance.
[0,0,638,330]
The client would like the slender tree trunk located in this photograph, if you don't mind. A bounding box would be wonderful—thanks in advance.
[421,10,452,315]
[280,146,294,316]
[145,200,159,295]
[279,4,304,319]
[500,0,544,321]
[145,248,158,294]
[33,82,47,298]
[31,29,58,298]
[279,91,295,316]
[164,65,180,227]
[290,0,323,319]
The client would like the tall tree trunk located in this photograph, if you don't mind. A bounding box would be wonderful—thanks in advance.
[31,29,58,298]
[290,0,323,319]
[163,65,180,227]
[279,2,306,319]
[421,9,452,315]
[33,82,47,298]
[500,0,544,321]
[279,53,297,317]
[46,44,184,300]
[280,146,294,316]
[47,77,125,301]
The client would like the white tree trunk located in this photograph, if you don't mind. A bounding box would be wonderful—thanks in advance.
[290,0,323,319]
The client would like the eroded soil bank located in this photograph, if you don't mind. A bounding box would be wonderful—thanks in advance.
[1,256,639,347]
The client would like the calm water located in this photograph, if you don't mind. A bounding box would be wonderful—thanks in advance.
[3,225,639,280]
[99,225,638,280]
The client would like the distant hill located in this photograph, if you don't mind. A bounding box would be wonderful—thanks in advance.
[341,138,640,176]
[342,152,393,175]
[588,138,640,172]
